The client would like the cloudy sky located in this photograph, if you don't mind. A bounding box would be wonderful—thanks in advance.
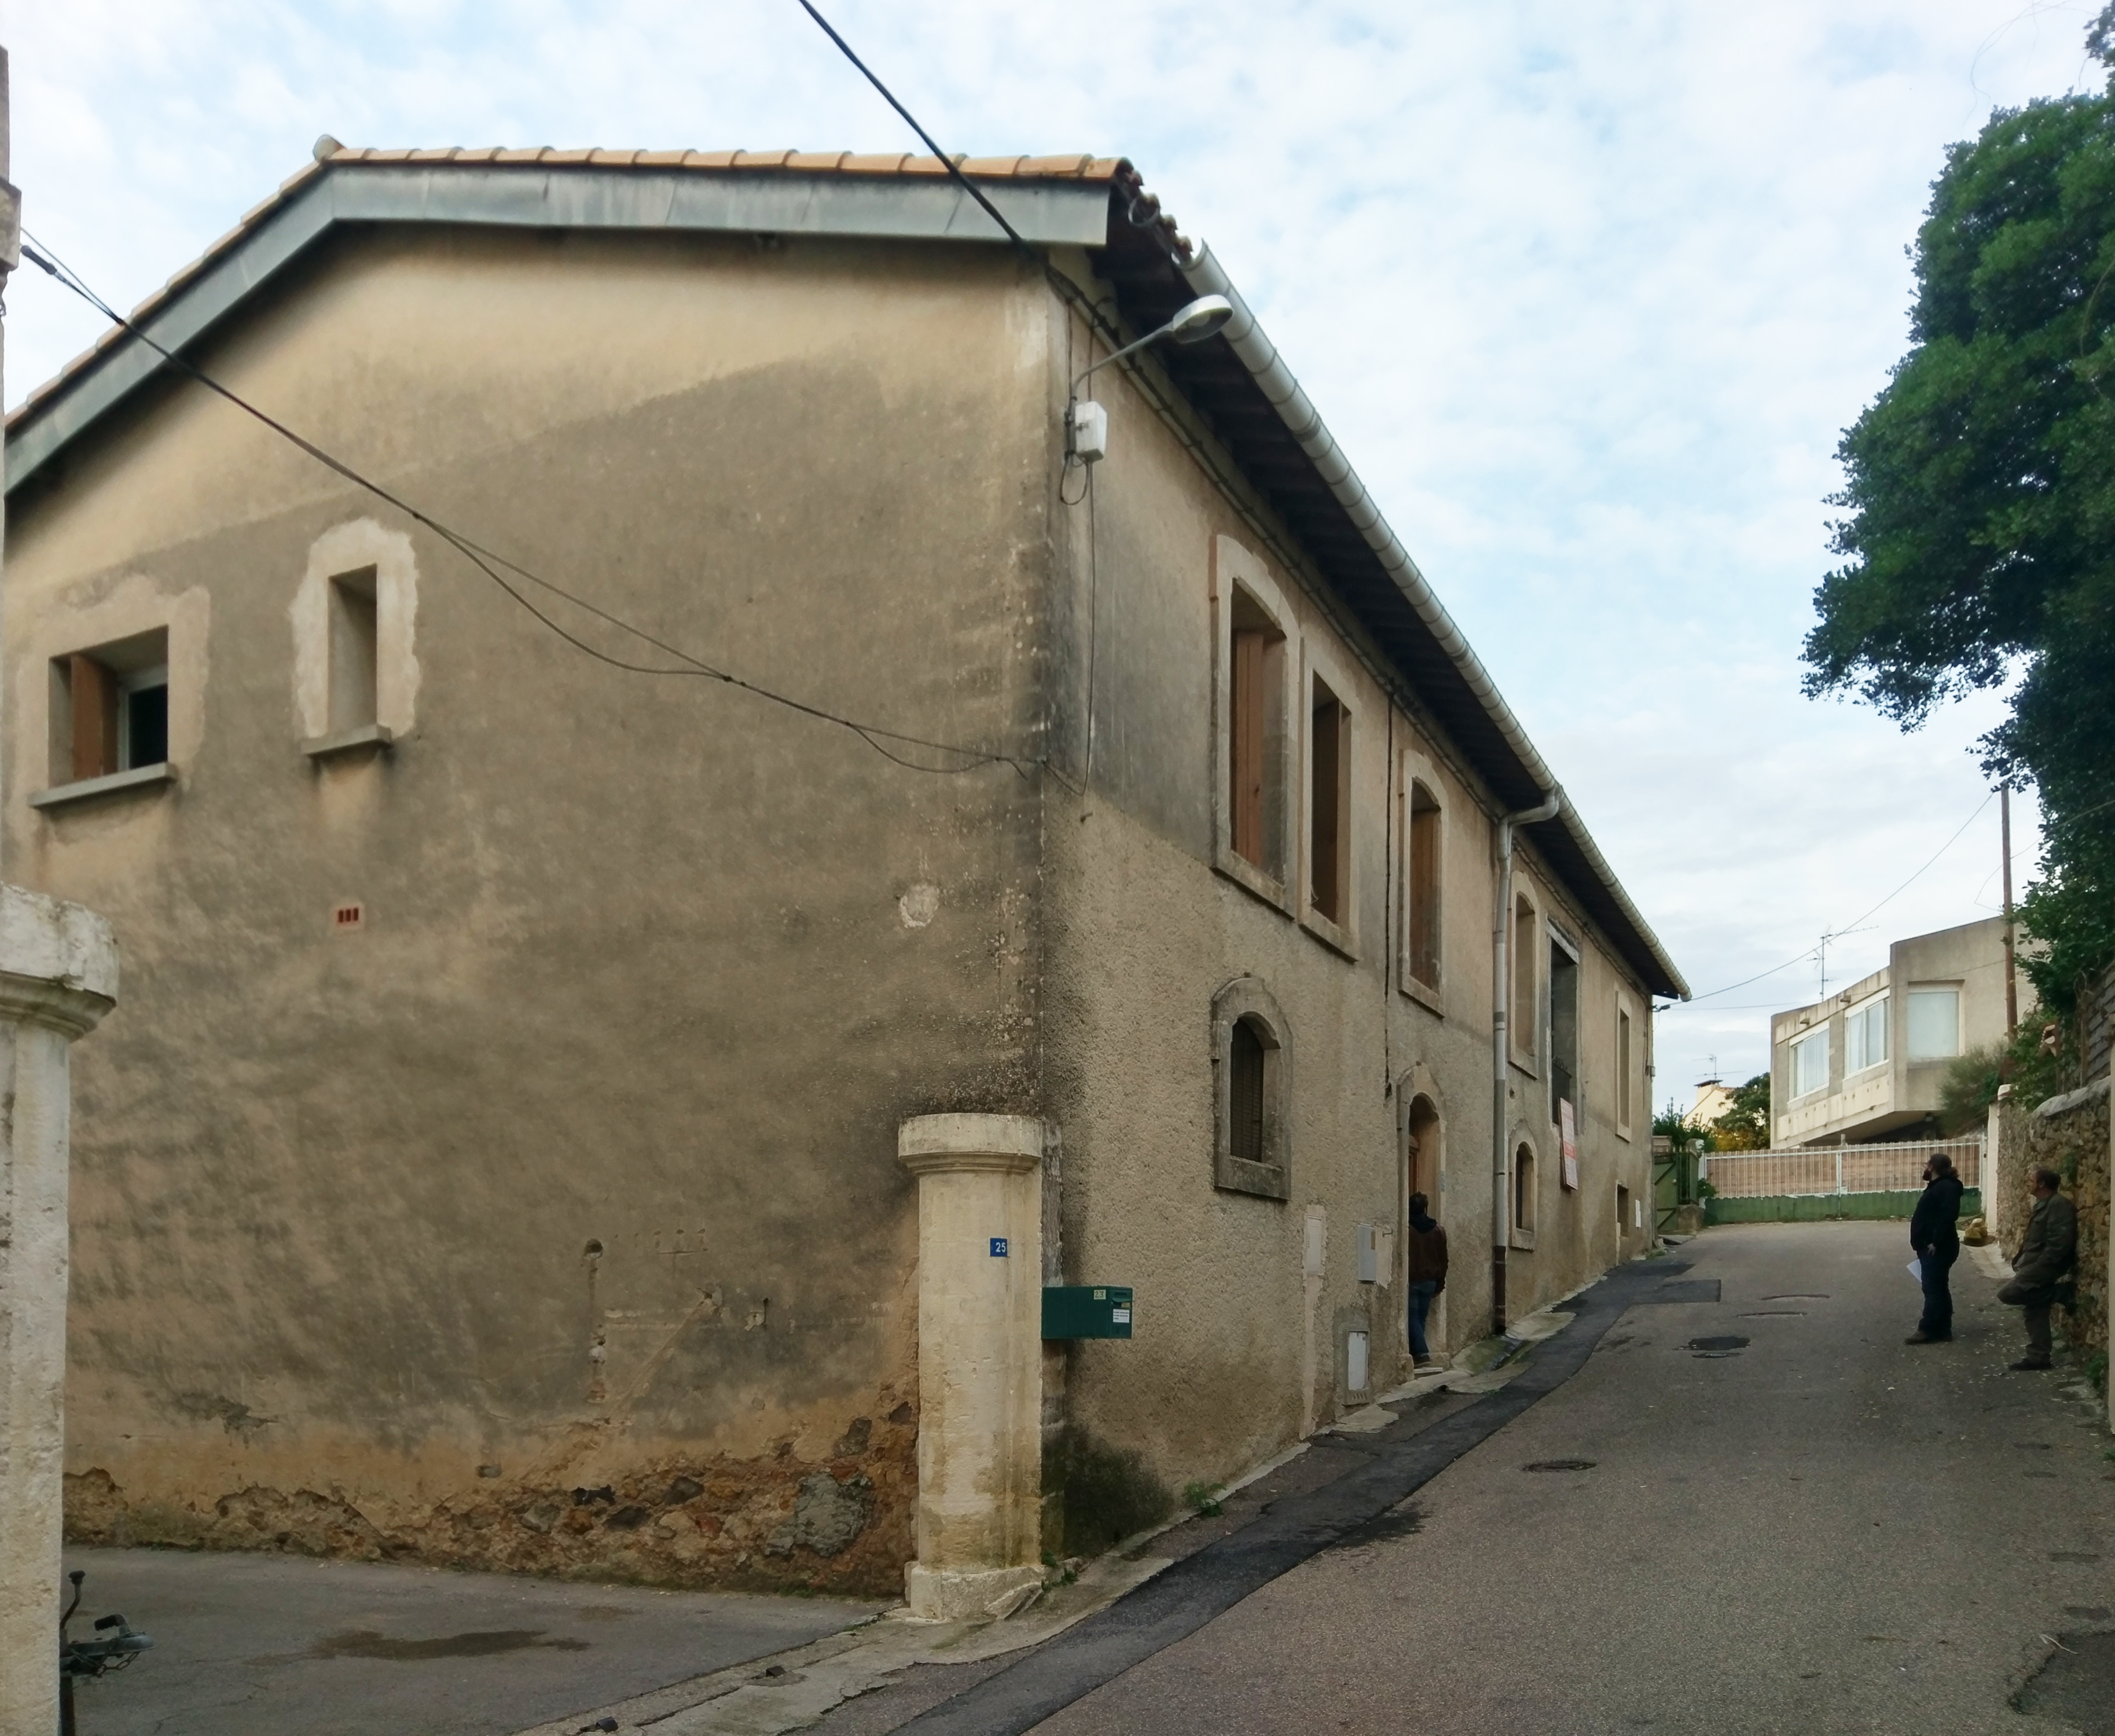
[6,1,2092,1101]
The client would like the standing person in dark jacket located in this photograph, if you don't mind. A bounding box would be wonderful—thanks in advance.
[1404,1193,1448,1369]
[1999,1168,2079,1370]
[1905,1152,1964,1344]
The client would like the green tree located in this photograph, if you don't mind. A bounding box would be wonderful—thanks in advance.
[1803,16,2115,1027]
[1709,1073,1771,1151]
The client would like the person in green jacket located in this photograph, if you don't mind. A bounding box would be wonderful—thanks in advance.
[1998,1167,2078,1371]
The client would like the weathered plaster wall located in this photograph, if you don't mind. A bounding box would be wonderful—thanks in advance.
[6,226,1053,1592]
[1034,290,1656,1529]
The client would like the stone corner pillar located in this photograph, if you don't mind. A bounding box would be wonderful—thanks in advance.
[898,1112,1045,1621]
[0,885,117,1731]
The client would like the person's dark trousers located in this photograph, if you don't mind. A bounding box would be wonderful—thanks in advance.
[2024,1297,2054,1362]
[1916,1242,1958,1338]
[1407,1280,1438,1360]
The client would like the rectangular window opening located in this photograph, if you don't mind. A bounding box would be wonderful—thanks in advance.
[1906,987,1960,1060]
[1617,1008,1634,1130]
[1791,1025,1831,1098]
[1549,938,1579,1126]
[1309,678,1348,924]
[1514,1147,1536,1233]
[1845,994,1890,1075]
[1407,781,1441,988]
[50,628,170,785]
[328,567,380,733]
[1617,1183,1631,1229]
[1512,898,1537,1060]
[1227,590,1286,876]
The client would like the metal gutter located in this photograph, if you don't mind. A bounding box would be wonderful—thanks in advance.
[1177,244,1690,1000]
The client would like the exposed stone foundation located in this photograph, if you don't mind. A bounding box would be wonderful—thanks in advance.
[64,1408,916,1597]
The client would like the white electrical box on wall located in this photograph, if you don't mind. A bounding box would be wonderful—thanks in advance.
[1068,399,1108,464]
[1346,1330,1369,1395]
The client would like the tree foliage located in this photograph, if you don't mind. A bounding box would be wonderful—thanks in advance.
[1708,1073,1771,1151]
[1804,20,2115,1020]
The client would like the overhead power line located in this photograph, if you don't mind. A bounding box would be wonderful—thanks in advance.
[16,234,1031,778]
[1664,790,1999,1011]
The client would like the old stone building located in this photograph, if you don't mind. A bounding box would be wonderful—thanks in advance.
[4,145,1684,1601]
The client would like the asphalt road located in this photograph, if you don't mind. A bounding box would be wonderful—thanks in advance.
[1033,1222,2115,1735]
[829,1221,2115,1736]
[58,1546,876,1736]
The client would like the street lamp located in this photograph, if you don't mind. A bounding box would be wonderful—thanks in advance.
[1066,294,1235,465]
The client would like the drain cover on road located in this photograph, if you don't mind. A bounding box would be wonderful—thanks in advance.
[1521,1460,1596,1473]
[1688,1335,1750,1356]
[1762,1293,1830,1301]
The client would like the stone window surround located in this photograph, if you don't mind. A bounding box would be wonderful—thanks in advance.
[1397,745,1444,1017]
[18,575,209,819]
[1209,535,1297,917]
[1510,1133,1540,1251]
[1211,975,1291,1200]
[1298,634,1359,962]
[292,518,421,758]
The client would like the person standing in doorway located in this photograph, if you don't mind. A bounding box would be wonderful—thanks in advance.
[1999,1167,2079,1371]
[1905,1152,1963,1344]
[1404,1193,1448,1370]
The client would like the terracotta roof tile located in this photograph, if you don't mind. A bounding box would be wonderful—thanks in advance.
[839,152,913,174]
[588,148,642,165]
[543,148,597,165]
[635,149,691,167]
[683,150,740,168]
[731,149,797,167]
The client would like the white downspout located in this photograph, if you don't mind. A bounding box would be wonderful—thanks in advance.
[1492,790,1561,1336]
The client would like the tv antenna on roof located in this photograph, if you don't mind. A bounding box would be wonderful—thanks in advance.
[1815,926,1875,1001]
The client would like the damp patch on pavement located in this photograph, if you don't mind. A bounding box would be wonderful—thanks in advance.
[2013,1631,2115,1735]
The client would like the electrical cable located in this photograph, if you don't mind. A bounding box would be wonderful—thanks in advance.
[17,232,1031,778]
[1662,790,1999,1011]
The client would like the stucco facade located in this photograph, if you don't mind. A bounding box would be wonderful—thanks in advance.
[3,150,1681,1593]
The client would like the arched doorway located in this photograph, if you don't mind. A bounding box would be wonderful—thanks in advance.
[1401,1093,1444,1364]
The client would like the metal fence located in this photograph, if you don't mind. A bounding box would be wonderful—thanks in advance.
[1702,1137,1983,1200]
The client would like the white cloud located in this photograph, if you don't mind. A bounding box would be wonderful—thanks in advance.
[3,0,2091,1088]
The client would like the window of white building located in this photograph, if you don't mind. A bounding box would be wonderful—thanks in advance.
[1906,987,1960,1060]
[1791,1025,1831,1098]
[1845,994,1889,1075]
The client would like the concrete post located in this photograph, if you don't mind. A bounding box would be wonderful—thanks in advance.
[897,1113,1045,1620]
[0,887,118,1731]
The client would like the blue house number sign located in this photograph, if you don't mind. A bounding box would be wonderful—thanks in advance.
[989,1237,1009,1257]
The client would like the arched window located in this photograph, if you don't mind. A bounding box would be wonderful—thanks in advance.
[1213,979,1290,1199]
[1229,1018,1268,1163]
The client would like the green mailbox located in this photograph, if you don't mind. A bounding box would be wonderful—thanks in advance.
[1042,1285,1133,1341]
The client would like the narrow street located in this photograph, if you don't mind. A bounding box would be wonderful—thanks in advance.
[821,1221,2115,1736]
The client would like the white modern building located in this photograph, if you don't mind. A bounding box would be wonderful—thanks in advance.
[1769,916,2022,1147]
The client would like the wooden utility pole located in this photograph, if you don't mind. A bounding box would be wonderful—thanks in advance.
[2000,784,2018,1039]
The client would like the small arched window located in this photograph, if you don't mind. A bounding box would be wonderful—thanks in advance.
[1213,979,1290,1199]
[1229,1018,1268,1163]
[1513,1142,1538,1246]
